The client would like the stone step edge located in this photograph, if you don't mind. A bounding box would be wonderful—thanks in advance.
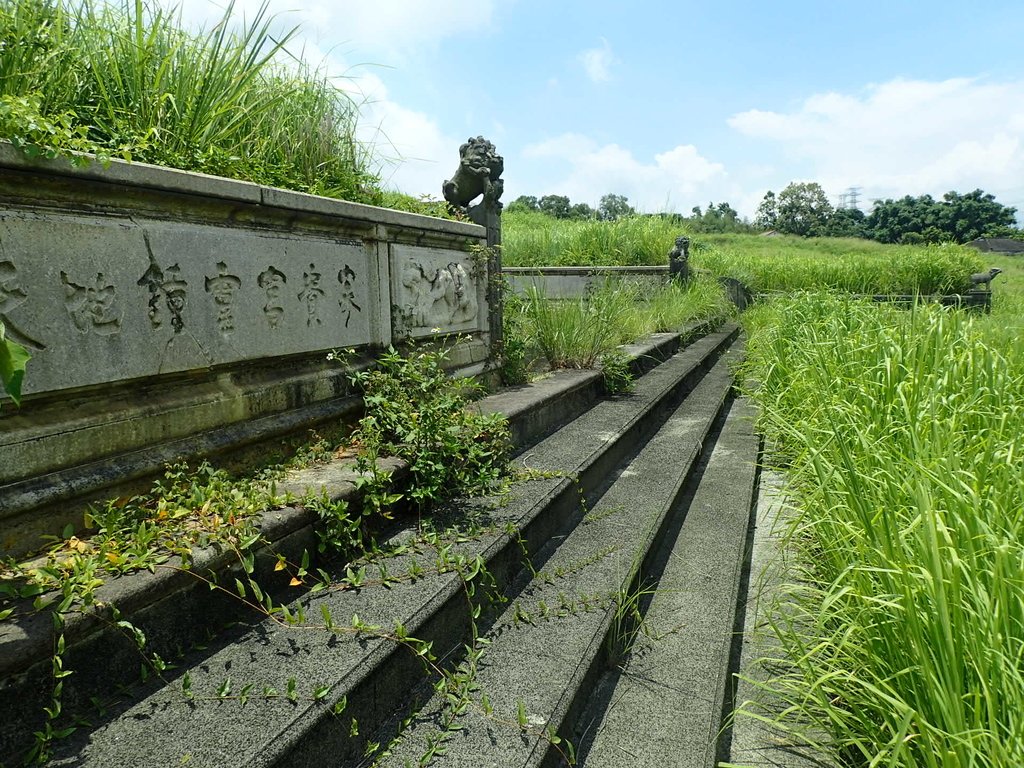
[0,319,729,757]
[575,395,760,768]
[518,353,740,768]
[477,317,726,450]
[42,326,740,768]
[1,318,727,679]
[371,348,740,768]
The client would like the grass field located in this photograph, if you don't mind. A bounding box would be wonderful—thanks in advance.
[505,209,1024,764]
[736,258,1024,767]
[503,212,985,294]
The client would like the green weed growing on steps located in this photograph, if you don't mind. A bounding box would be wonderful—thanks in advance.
[736,292,1024,766]
[342,343,512,515]
[0,0,381,202]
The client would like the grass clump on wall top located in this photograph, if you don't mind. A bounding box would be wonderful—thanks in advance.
[0,0,383,203]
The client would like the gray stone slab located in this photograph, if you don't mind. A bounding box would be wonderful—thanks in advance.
[0,141,263,203]
[724,471,835,768]
[375,353,738,767]
[43,327,738,768]
[260,186,483,237]
[580,397,759,768]
[0,211,378,395]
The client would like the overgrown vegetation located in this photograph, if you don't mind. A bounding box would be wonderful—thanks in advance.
[503,209,682,267]
[507,278,730,372]
[504,210,983,295]
[0,342,513,762]
[691,235,985,294]
[0,0,384,202]
[342,343,511,514]
[737,292,1024,766]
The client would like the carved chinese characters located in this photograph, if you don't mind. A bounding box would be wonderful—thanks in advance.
[61,272,122,336]
[205,262,242,334]
[258,266,287,329]
[0,214,377,396]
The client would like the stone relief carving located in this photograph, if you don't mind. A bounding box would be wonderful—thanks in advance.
[204,261,242,334]
[257,266,287,329]
[61,271,122,336]
[0,259,46,350]
[401,260,479,328]
[298,264,324,327]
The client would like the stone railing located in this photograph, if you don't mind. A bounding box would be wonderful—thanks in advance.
[503,265,671,298]
[0,144,496,555]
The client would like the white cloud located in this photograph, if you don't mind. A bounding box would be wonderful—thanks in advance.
[578,38,616,83]
[173,1,473,199]
[343,71,462,199]
[729,77,1024,209]
[520,135,730,212]
[175,0,497,65]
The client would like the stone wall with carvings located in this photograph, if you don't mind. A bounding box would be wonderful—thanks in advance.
[0,144,494,555]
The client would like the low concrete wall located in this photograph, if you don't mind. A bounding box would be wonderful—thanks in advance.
[503,265,670,298]
[0,144,495,555]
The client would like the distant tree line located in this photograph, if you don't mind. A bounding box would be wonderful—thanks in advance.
[756,182,1020,244]
[507,193,757,233]
[508,183,1020,244]
[507,193,637,221]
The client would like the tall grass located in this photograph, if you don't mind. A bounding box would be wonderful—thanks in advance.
[692,236,984,295]
[0,0,379,201]
[512,278,730,369]
[503,210,683,267]
[738,293,1024,766]
[503,214,981,295]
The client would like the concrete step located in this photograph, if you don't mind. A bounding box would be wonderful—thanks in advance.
[575,396,760,768]
[45,325,740,767]
[369,347,742,768]
[0,320,725,762]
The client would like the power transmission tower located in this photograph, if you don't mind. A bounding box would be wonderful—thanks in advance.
[844,186,862,210]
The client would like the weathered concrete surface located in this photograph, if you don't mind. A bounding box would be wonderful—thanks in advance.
[578,396,759,768]
[724,471,835,768]
[374,351,739,768]
[0,141,493,555]
[43,326,737,768]
[475,319,725,451]
[504,265,669,300]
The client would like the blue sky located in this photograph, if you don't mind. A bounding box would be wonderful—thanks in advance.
[180,0,1024,219]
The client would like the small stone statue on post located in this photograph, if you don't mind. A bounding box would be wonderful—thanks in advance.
[443,136,504,247]
[443,136,504,354]
[668,236,690,283]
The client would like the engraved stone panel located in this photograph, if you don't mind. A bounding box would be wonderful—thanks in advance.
[0,211,375,395]
[390,244,486,337]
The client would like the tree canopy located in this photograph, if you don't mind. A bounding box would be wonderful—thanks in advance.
[866,190,1018,244]
[756,183,1019,243]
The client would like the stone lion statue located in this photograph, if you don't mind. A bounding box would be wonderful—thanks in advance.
[443,136,504,222]
[668,236,690,282]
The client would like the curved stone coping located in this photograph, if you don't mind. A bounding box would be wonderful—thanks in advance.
[0,142,483,237]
